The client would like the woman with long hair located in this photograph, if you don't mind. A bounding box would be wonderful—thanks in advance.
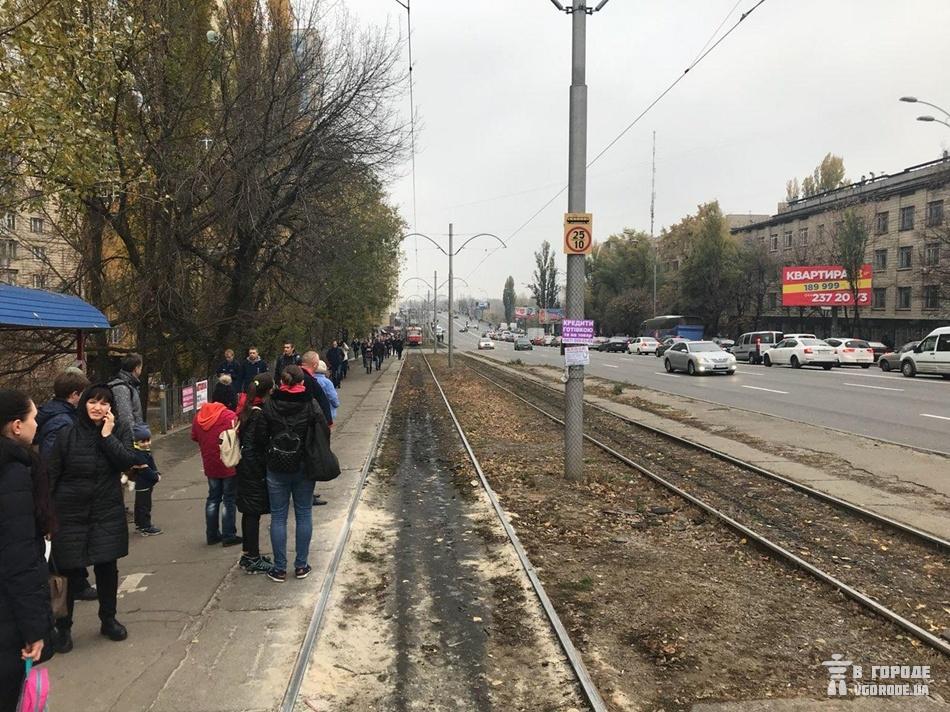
[236,374,274,574]
[0,389,53,711]
[48,384,137,652]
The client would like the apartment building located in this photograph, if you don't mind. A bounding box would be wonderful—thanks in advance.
[732,155,949,346]
[0,205,78,291]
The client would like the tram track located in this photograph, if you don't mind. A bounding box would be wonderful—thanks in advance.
[456,352,950,658]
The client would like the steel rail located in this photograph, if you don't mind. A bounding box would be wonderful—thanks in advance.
[462,352,950,553]
[280,358,406,711]
[421,354,609,712]
[461,358,950,658]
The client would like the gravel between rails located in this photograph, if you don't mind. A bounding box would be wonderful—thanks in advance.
[427,355,948,711]
[463,357,950,644]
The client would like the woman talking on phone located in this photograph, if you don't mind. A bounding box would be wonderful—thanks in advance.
[48,384,137,652]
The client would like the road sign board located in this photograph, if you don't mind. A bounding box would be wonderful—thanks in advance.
[781,264,871,307]
[564,345,590,366]
[563,212,593,255]
[562,318,594,344]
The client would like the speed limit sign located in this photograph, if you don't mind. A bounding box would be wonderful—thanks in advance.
[563,212,593,255]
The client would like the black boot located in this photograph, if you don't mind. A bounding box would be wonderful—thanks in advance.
[100,618,128,641]
[53,626,73,654]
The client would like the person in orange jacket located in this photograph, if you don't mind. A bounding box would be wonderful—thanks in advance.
[191,395,240,546]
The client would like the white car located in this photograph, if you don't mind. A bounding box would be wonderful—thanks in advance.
[763,338,836,370]
[900,326,950,378]
[663,341,736,375]
[477,338,495,350]
[627,336,659,355]
[782,333,817,340]
[823,338,874,368]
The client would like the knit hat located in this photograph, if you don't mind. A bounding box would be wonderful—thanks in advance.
[133,423,152,442]
[317,360,328,374]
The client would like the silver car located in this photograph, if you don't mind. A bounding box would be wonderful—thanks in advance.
[664,341,737,375]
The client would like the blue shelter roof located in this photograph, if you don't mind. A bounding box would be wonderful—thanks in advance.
[0,284,110,331]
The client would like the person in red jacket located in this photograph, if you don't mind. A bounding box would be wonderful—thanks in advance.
[191,396,241,546]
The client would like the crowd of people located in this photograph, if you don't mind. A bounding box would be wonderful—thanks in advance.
[0,331,402,708]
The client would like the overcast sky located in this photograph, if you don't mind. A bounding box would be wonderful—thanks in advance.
[347,0,950,308]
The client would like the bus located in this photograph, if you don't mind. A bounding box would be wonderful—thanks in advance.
[406,325,423,347]
[638,315,704,340]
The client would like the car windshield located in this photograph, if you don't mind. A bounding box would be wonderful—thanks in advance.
[900,342,918,352]
[800,339,825,346]
[758,333,776,344]
[690,343,721,352]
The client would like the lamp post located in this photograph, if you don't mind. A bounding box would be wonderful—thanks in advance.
[916,115,950,129]
[550,0,611,483]
[400,227,505,367]
[899,96,950,128]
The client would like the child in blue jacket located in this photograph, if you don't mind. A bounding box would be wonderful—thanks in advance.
[132,424,162,536]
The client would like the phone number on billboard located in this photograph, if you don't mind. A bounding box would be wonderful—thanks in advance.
[805,292,869,304]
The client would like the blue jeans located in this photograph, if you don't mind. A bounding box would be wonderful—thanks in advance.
[267,469,316,571]
[206,477,237,541]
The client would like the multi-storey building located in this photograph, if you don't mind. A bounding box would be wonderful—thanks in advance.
[732,155,949,345]
[0,204,78,291]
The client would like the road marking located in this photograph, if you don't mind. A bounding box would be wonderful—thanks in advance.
[654,371,680,377]
[602,363,619,368]
[734,369,766,376]
[920,413,950,422]
[741,385,788,394]
[843,382,904,392]
[117,572,151,597]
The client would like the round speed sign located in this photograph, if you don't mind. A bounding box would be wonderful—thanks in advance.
[564,225,592,255]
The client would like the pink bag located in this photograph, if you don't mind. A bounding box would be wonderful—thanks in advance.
[16,659,49,712]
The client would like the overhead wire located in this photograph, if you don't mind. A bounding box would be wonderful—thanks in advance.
[464,0,768,280]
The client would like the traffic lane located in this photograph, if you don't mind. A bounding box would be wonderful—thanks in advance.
[463,342,950,455]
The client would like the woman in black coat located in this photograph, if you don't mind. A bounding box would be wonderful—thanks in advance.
[48,384,137,653]
[235,374,273,575]
[0,390,53,712]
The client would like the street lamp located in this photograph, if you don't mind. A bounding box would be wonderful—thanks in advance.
[900,96,950,119]
[917,115,950,129]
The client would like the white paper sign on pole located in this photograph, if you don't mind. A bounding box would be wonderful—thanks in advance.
[564,345,590,367]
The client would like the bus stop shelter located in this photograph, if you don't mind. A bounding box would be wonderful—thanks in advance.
[0,283,111,367]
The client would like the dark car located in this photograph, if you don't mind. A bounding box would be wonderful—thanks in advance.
[514,336,533,351]
[603,336,630,353]
[878,341,918,372]
[591,336,610,351]
[867,341,888,362]
[655,337,688,358]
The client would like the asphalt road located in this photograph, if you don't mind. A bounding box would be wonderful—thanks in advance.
[434,315,950,456]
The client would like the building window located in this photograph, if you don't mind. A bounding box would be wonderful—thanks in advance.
[873,248,888,271]
[31,274,46,290]
[29,245,47,260]
[0,239,16,260]
[923,285,940,310]
[29,217,44,234]
[924,243,940,266]
[767,292,777,309]
[872,287,886,309]
[0,268,17,285]
[899,206,914,231]
[783,231,792,249]
[898,245,912,269]
[3,213,14,230]
[926,200,944,227]
[897,286,912,310]
[769,234,778,252]
[875,211,889,235]
[798,227,808,246]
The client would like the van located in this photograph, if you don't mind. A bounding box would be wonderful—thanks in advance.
[733,331,784,364]
[900,326,950,378]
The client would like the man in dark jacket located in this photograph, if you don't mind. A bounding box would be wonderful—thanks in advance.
[274,342,301,381]
[325,341,344,388]
[240,347,268,394]
[372,339,385,371]
[215,349,243,392]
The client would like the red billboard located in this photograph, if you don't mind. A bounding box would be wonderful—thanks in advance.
[781,265,872,307]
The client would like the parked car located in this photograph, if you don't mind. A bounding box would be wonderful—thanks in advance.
[542,335,556,346]
[783,333,817,340]
[591,336,610,351]
[656,337,688,358]
[628,336,660,355]
[867,341,889,362]
[824,338,874,368]
[477,338,495,350]
[713,337,736,351]
[733,331,783,364]
[900,326,950,378]
[762,338,836,369]
[878,341,918,372]
[603,336,630,353]
[663,341,736,375]
[514,336,533,351]
[500,331,513,342]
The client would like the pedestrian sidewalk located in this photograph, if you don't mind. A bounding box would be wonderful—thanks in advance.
[45,355,403,712]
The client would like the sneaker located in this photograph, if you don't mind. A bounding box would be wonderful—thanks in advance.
[244,556,273,575]
[221,535,243,547]
[311,495,327,506]
[207,536,222,546]
[137,525,163,536]
[267,568,287,583]
[294,565,312,579]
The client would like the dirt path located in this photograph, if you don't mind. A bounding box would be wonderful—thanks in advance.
[296,355,586,711]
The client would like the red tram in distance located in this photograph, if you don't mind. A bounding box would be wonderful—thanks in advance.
[406,325,423,347]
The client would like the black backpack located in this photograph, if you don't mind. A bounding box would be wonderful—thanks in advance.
[267,409,306,474]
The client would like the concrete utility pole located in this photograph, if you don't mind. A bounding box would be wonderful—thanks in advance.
[448,223,454,367]
[553,0,610,482]
[433,269,438,354]
[651,130,657,317]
